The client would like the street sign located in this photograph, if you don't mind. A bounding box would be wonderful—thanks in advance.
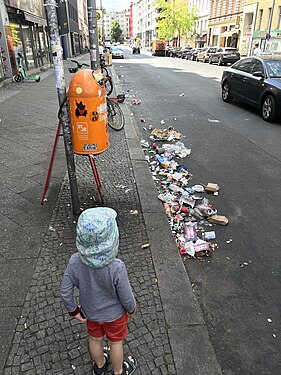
[266,33,271,40]
[96,12,100,20]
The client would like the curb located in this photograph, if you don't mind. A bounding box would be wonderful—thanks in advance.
[111,65,223,375]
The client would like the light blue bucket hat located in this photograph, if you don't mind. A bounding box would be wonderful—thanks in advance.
[76,207,119,268]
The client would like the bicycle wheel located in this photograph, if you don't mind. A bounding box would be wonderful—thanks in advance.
[105,76,113,96]
[107,98,125,131]
[101,66,109,76]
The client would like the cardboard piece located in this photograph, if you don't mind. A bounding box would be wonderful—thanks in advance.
[208,214,229,226]
[151,128,182,141]
[205,183,220,193]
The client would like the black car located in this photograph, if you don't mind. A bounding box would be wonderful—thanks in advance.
[185,48,203,61]
[209,47,240,65]
[168,47,182,58]
[178,47,192,59]
[221,56,281,122]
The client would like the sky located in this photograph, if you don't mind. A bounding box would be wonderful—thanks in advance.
[101,0,131,11]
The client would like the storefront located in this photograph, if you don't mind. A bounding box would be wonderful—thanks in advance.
[252,30,281,54]
[194,33,207,48]
[5,0,49,74]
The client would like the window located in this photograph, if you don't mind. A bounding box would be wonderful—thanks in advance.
[267,8,272,30]
[251,60,264,74]
[233,58,253,73]
[277,6,281,29]
[257,9,263,30]
[266,60,281,78]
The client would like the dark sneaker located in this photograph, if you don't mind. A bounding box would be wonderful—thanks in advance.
[93,348,110,375]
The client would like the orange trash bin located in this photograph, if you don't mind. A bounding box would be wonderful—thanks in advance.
[67,69,109,155]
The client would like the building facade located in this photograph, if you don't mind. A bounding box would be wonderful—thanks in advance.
[189,0,210,47]
[98,9,130,43]
[134,0,157,47]
[240,0,281,56]
[207,0,245,49]
[77,0,88,52]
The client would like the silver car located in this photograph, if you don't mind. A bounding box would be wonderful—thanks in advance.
[112,47,124,59]
[196,47,218,63]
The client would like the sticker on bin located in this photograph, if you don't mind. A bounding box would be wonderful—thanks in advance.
[97,102,107,113]
[77,123,88,134]
[84,143,98,151]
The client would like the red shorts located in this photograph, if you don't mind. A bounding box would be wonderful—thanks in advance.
[87,312,128,342]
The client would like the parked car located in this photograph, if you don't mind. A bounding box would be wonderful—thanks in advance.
[178,47,192,59]
[112,47,124,59]
[168,47,182,58]
[185,48,203,61]
[209,47,240,65]
[221,56,281,122]
[196,47,218,62]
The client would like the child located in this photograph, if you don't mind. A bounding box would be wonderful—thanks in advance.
[60,207,137,375]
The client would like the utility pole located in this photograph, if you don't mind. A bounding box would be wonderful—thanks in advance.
[44,0,81,215]
[266,0,275,50]
[100,0,105,45]
[87,0,100,70]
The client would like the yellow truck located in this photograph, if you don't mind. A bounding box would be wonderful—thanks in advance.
[152,39,166,56]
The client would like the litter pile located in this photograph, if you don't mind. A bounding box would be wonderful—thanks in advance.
[141,126,229,259]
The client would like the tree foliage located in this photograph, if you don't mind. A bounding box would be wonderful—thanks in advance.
[154,0,199,44]
[111,21,122,42]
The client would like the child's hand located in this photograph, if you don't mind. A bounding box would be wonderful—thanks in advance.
[127,308,136,318]
[75,312,87,323]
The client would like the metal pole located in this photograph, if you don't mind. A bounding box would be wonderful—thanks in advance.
[100,0,105,44]
[266,0,275,50]
[87,0,100,70]
[44,0,81,215]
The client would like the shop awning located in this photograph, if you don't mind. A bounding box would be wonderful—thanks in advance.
[220,29,239,38]
[24,12,47,26]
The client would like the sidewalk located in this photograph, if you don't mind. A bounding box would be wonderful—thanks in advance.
[0,56,222,375]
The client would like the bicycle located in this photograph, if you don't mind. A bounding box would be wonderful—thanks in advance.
[69,58,113,97]
[68,59,124,131]
[100,56,113,96]
[68,59,90,73]
[107,96,125,131]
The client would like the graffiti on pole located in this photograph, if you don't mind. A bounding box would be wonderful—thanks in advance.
[0,17,13,78]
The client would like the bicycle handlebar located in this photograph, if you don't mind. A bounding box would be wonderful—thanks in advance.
[70,60,90,68]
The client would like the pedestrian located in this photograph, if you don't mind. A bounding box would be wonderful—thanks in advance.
[60,207,137,375]
[253,42,262,56]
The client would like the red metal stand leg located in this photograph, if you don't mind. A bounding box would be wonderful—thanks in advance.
[41,119,63,205]
[88,154,104,203]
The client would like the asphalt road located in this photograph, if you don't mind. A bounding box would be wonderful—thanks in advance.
[113,47,281,375]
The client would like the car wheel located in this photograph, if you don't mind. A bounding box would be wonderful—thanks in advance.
[261,95,276,122]
[196,57,199,62]
[203,57,207,63]
[218,57,223,66]
[209,58,212,64]
[222,81,233,103]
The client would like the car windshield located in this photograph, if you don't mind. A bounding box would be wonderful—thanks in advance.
[265,60,281,78]
[112,48,122,52]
